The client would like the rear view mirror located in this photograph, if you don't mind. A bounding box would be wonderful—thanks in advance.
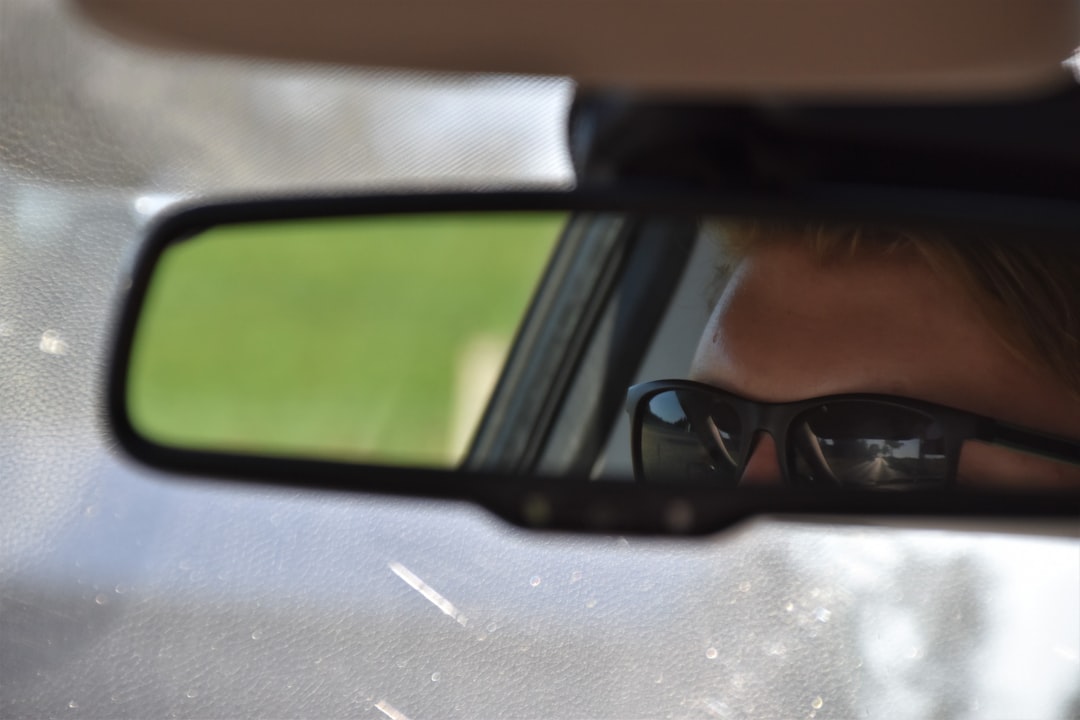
[108,190,1080,534]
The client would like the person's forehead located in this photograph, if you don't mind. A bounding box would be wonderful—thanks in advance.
[690,243,1078,436]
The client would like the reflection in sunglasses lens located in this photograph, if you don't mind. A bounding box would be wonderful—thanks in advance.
[791,402,946,488]
[639,390,742,485]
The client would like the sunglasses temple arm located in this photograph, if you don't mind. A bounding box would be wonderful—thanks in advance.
[982,421,1080,467]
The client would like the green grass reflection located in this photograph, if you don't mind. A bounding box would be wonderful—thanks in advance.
[128,212,562,466]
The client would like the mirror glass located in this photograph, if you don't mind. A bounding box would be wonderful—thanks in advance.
[123,207,1080,494]
[127,212,562,466]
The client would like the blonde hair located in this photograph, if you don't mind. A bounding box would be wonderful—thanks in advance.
[713,220,1080,398]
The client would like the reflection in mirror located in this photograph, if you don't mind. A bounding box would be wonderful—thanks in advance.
[125,208,1080,493]
[634,389,954,489]
[625,216,1080,492]
[655,218,1080,491]
[127,213,562,466]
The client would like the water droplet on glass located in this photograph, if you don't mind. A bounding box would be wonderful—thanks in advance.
[705,647,718,660]
[135,194,170,216]
[529,576,541,587]
[83,505,99,518]
[250,630,262,640]
[784,601,795,612]
[570,570,583,583]
[486,622,498,633]
[68,701,78,709]
[737,581,751,592]
[811,696,824,710]
[185,689,198,699]
[114,584,128,595]
[40,330,68,356]
[431,673,441,682]
[585,598,597,609]
[94,594,107,605]
[814,607,831,623]
[705,699,731,716]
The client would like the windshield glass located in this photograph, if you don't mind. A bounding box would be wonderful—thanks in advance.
[1,0,1076,717]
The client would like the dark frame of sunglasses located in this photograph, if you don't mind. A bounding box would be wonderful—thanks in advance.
[626,379,1080,487]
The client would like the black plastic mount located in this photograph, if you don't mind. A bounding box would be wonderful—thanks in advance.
[568,86,1080,199]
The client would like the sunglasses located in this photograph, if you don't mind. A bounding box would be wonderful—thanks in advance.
[625,379,1080,488]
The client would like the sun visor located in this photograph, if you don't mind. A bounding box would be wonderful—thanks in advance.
[74,0,1079,99]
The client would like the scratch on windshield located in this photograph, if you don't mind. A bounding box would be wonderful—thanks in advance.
[374,699,413,720]
[388,561,469,627]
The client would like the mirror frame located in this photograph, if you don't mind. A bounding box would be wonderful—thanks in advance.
[108,188,1080,535]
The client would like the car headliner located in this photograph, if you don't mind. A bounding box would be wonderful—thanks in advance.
[75,0,1079,98]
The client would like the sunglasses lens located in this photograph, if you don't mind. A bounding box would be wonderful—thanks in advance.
[637,389,743,485]
[790,401,947,488]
